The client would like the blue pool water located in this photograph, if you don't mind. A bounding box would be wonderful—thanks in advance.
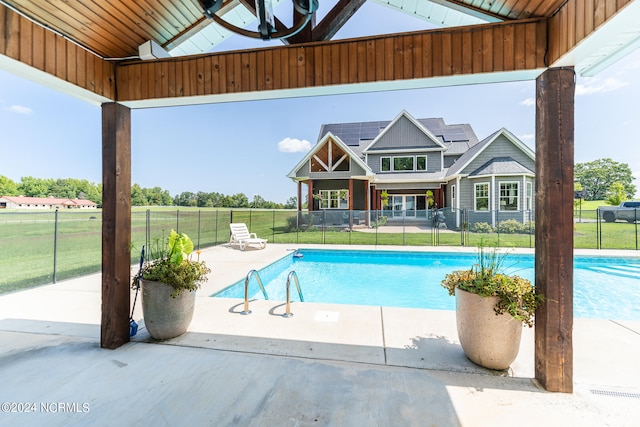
[213,249,640,320]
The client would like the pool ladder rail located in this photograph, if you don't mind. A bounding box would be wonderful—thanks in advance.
[240,269,304,317]
[241,269,269,315]
[283,270,304,318]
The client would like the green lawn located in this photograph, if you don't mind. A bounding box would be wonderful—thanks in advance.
[1,207,638,294]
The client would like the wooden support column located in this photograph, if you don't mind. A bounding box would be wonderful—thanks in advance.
[349,179,354,229]
[308,180,314,211]
[348,179,354,210]
[364,181,370,227]
[535,67,574,392]
[101,103,132,350]
[297,181,302,212]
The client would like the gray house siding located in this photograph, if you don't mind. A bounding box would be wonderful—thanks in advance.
[461,136,534,176]
[443,155,460,168]
[367,116,441,150]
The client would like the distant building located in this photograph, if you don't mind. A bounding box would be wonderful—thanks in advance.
[0,196,98,209]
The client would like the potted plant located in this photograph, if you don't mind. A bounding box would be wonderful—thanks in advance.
[132,229,211,340]
[441,242,542,370]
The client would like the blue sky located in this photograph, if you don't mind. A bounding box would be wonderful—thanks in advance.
[1,2,639,203]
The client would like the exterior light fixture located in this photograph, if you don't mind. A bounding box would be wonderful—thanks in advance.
[197,0,318,41]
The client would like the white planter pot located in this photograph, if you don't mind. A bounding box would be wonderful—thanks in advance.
[455,288,523,370]
[141,279,196,340]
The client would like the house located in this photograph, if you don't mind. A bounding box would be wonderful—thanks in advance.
[0,196,98,209]
[287,110,535,229]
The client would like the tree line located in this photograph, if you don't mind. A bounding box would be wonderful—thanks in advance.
[574,158,636,202]
[2,157,634,208]
[0,176,296,209]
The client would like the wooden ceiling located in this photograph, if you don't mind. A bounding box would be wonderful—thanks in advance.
[2,0,569,59]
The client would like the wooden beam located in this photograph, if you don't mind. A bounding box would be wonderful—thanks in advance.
[534,67,575,393]
[308,180,314,211]
[101,103,131,350]
[547,0,632,64]
[0,4,115,100]
[115,19,547,104]
[312,0,367,42]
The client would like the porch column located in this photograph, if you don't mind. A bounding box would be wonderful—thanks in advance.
[535,67,574,393]
[348,179,354,210]
[364,181,370,227]
[297,181,302,211]
[101,103,131,349]
[308,180,314,211]
[348,179,354,229]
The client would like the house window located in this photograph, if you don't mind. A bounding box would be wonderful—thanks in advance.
[318,190,349,209]
[393,156,414,171]
[451,184,456,207]
[474,183,489,211]
[499,182,519,211]
[526,182,533,210]
[380,155,426,172]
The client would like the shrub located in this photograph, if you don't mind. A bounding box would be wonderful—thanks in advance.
[472,222,494,233]
[497,219,524,234]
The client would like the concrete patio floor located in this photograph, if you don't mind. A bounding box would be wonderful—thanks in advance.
[0,244,639,426]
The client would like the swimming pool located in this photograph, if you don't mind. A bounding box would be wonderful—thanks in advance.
[213,249,640,321]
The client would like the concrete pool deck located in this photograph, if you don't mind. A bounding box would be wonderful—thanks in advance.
[1,244,639,426]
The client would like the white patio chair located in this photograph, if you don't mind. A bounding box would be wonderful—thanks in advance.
[229,223,267,251]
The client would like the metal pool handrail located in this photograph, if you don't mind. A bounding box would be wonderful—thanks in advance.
[283,270,304,318]
[241,269,269,315]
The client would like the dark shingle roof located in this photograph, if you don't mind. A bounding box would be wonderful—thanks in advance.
[318,117,479,156]
[469,157,534,176]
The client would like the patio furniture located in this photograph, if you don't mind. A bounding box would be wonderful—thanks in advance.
[229,223,267,251]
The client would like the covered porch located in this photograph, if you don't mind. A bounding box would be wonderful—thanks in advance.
[2,0,640,395]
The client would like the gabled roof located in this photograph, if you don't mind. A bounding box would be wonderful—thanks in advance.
[445,128,535,178]
[469,157,534,177]
[317,114,479,158]
[362,110,448,152]
[286,132,374,179]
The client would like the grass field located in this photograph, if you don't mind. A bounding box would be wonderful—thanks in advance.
[1,206,638,294]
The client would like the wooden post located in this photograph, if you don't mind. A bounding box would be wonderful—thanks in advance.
[348,178,354,229]
[535,67,574,392]
[364,181,370,227]
[308,180,314,211]
[297,181,302,212]
[101,103,132,350]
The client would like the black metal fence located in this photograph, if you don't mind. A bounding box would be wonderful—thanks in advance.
[1,207,638,293]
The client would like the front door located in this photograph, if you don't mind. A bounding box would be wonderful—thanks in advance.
[391,195,421,218]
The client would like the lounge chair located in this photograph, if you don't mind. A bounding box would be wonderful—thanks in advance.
[229,223,267,251]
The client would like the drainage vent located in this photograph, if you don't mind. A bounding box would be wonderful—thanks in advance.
[590,389,640,399]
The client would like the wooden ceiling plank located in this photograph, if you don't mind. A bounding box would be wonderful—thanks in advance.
[8,1,126,58]
[71,1,147,49]
[18,10,32,65]
[100,0,168,45]
[133,0,192,41]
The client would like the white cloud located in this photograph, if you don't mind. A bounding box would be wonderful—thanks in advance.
[278,137,311,153]
[520,97,535,107]
[519,133,534,141]
[575,77,629,96]
[5,104,33,115]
